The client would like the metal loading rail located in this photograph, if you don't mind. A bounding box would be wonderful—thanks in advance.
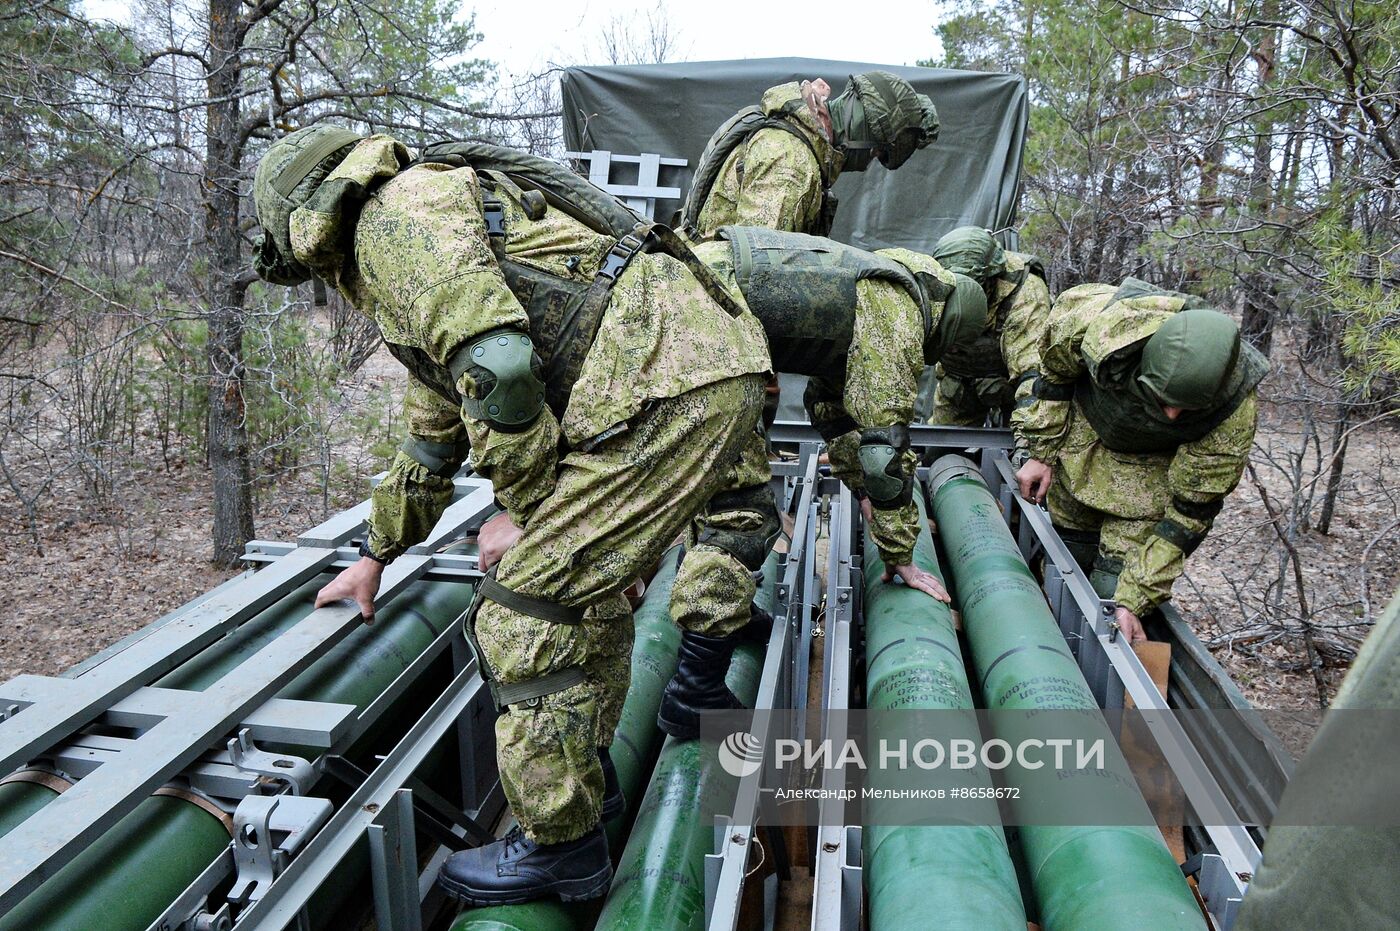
[0,475,502,930]
[795,432,1271,931]
[0,424,1283,931]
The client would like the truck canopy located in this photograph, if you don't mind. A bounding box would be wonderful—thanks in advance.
[561,57,1028,252]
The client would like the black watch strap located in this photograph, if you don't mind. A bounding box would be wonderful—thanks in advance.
[358,540,390,564]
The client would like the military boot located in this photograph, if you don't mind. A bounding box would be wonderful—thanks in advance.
[657,629,746,740]
[599,746,625,821]
[739,602,775,644]
[436,823,611,906]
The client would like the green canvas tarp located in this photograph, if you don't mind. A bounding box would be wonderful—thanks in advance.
[560,57,1028,252]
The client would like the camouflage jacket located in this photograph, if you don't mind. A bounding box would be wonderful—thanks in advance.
[290,136,770,560]
[693,83,843,238]
[937,252,1052,413]
[697,241,951,566]
[1016,283,1259,614]
[993,253,1052,397]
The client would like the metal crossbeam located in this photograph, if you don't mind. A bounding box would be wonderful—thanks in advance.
[242,544,481,583]
[565,149,686,220]
[0,681,356,750]
[54,732,262,799]
[767,419,1016,450]
[0,485,494,913]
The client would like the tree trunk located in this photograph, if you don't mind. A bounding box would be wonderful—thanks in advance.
[205,0,255,566]
[1316,408,1350,536]
[1240,277,1276,355]
[1241,11,1279,356]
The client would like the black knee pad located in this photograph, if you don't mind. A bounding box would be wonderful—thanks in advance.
[699,484,781,571]
[1054,526,1101,576]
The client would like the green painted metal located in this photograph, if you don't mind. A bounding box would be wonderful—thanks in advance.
[927,457,1203,930]
[451,546,688,931]
[606,547,686,846]
[592,553,777,931]
[0,794,230,931]
[0,557,477,931]
[861,490,1026,930]
[156,575,329,690]
[0,782,58,840]
[451,902,585,931]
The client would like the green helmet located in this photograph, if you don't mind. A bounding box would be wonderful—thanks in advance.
[925,272,989,363]
[829,71,939,171]
[932,227,1007,285]
[253,125,362,285]
[1139,309,1241,410]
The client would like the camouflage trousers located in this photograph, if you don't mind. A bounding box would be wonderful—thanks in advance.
[671,420,778,638]
[1046,466,1155,599]
[475,374,766,844]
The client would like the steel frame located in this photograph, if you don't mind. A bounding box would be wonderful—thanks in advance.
[810,483,860,931]
[0,478,496,918]
[705,446,820,931]
[1,432,1274,931]
[767,420,1016,451]
[233,662,488,929]
[793,442,1263,931]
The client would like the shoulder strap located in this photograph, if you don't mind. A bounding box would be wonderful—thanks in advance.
[415,140,643,239]
[680,106,832,235]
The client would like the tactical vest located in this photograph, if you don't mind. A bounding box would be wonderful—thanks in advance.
[384,142,742,419]
[717,226,939,378]
[1075,334,1269,455]
[679,104,837,237]
[938,251,1046,381]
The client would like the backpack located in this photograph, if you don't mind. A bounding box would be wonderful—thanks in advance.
[417,141,645,240]
[718,226,934,377]
[677,104,837,237]
[400,141,745,415]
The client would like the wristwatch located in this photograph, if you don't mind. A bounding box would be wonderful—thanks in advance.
[358,540,389,565]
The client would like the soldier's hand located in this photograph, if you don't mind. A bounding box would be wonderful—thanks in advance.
[1114,606,1147,644]
[1016,458,1054,505]
[884,563,952,603]
[859,496,873,524]
[477,511,523,572]
[316,556,384,625]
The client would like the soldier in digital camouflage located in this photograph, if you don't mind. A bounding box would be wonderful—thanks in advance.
[684,229,988,599]
[924,226,1052,426]
[1013,279,1269,643]
[642,71,937,740]
[648,228,989,740]
[681,71,940,239]
[252,125,771,905]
